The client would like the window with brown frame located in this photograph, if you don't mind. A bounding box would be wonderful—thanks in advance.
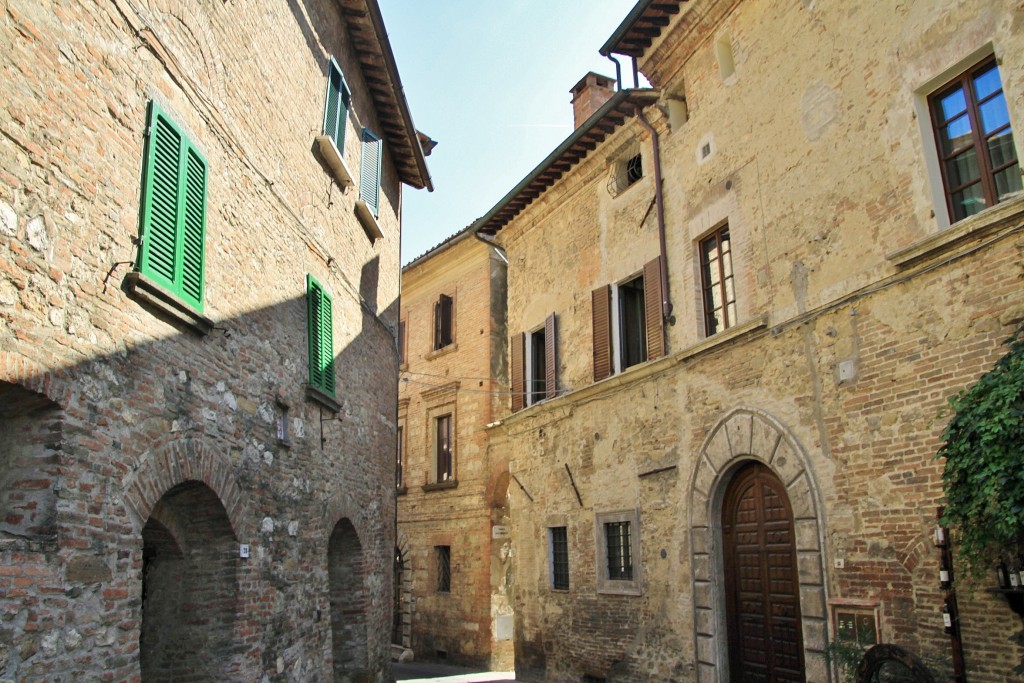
[511,313,557,412]
[433,294,454,350]
[700,225,736,336]
[929,58,1021,223]
[591,258,664,382]
[435,413,453,482]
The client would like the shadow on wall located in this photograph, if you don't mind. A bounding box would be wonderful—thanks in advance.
[0,265,401,680]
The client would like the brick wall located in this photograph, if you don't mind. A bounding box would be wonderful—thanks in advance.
[490,0,1024,681]
[0,0,418,680]
[397,233,512,668]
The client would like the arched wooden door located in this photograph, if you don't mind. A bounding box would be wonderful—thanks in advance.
[722,462,805,682]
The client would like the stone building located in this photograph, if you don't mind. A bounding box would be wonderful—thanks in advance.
[474,0,1024,681]
[395,227,513,668]
[0,0,429,681]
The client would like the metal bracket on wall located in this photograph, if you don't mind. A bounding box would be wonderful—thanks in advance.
[564,463,583,507]
[320,405,341,449]
[510,473,534,503]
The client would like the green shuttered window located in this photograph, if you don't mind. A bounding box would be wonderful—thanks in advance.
[137,100,208,312]
[360,128,383,217]
[323,58,351,152]
[307,275,335,397]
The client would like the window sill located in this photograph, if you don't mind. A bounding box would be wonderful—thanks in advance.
[396,486,408,496]
[305,384,341,413]
[425,343,458,361]
[596,581,642,597]
[122,272,214,336]
[315,135,353,189]
[355,198,384,242]
[887,192,1024,268]
[277,437,292,450]
[422,480,458,493]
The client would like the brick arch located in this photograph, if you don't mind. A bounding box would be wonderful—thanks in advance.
[0,351,74,408]
[687,407,830,682]
[121,438,250,540]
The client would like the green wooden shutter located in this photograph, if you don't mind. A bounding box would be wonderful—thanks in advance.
[323,58,349,150]
[137,100,207,311]
[307,275,335,396]
[360,128,383,217]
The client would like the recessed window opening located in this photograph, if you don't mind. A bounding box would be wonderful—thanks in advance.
[435,414,453,482]
[929,58,1021,222]
[434,293,454,350]
[526,325,547,406]
[700,225,736,336]
[605,521,633,581]
[625,154,643,186]
[435,545,451,592]
[396,426,404,489]
[615,274,647,372]
[716,32,735,80]
[549,526,569,590]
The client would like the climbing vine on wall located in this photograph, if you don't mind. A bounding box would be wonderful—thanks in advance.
[938,324,1024,580]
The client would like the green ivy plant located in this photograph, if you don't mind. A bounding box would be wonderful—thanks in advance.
[938,324,1024,582]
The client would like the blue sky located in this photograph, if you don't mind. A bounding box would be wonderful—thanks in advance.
[377,0,646,264]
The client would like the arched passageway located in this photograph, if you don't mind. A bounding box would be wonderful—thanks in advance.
[329,518,368,681]
[140,481,239,682]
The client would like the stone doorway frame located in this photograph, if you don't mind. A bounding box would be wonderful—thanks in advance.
[394,529,413,649]
[687,407,830,683]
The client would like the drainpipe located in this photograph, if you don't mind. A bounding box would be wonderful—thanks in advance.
[606,54,623,91]
[635,109,673,327]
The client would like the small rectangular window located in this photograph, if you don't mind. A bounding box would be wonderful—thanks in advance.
[137,100,208,312]
[436,545,451,593]
[528,327,546,405]
[435,414,453,482]
[434,294,454,349]
[605,521,633,581]
[397,319,407,365]
[700,225,736,336]
[549,526,569,590]
[929,58,1021,222]
[307,275,335,396]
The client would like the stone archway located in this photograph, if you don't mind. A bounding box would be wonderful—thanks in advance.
[140,480,239,682]
[688,408,829,682]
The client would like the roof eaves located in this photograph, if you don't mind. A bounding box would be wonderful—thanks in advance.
[342,0,433,191]
[402,224,479,271]
[599,0,684,59]
[472,89,659,238]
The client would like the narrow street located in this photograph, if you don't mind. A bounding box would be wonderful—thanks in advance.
[394,661,518,683]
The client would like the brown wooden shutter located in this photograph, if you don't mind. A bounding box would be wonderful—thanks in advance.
[544,313,557,399]
[592,285,612,382]
[510,332,525,412]
[644,256,665,361]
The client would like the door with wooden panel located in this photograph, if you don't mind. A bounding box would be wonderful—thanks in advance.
[722,462,805,682]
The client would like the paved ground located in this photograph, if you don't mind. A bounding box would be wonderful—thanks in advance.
[393,661,518,682]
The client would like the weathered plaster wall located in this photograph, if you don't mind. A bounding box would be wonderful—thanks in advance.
[494,0,1024,681]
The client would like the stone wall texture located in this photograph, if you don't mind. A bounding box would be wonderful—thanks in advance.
[492,0,1024,681]
[397,234,512,668]
[0,0,414,680]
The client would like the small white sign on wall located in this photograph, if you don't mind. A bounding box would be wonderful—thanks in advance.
[492,525,510,539]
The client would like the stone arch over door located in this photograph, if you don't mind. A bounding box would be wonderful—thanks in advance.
[688,407,829,682]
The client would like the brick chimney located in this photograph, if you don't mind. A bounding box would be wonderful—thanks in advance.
[570,72,616,128]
